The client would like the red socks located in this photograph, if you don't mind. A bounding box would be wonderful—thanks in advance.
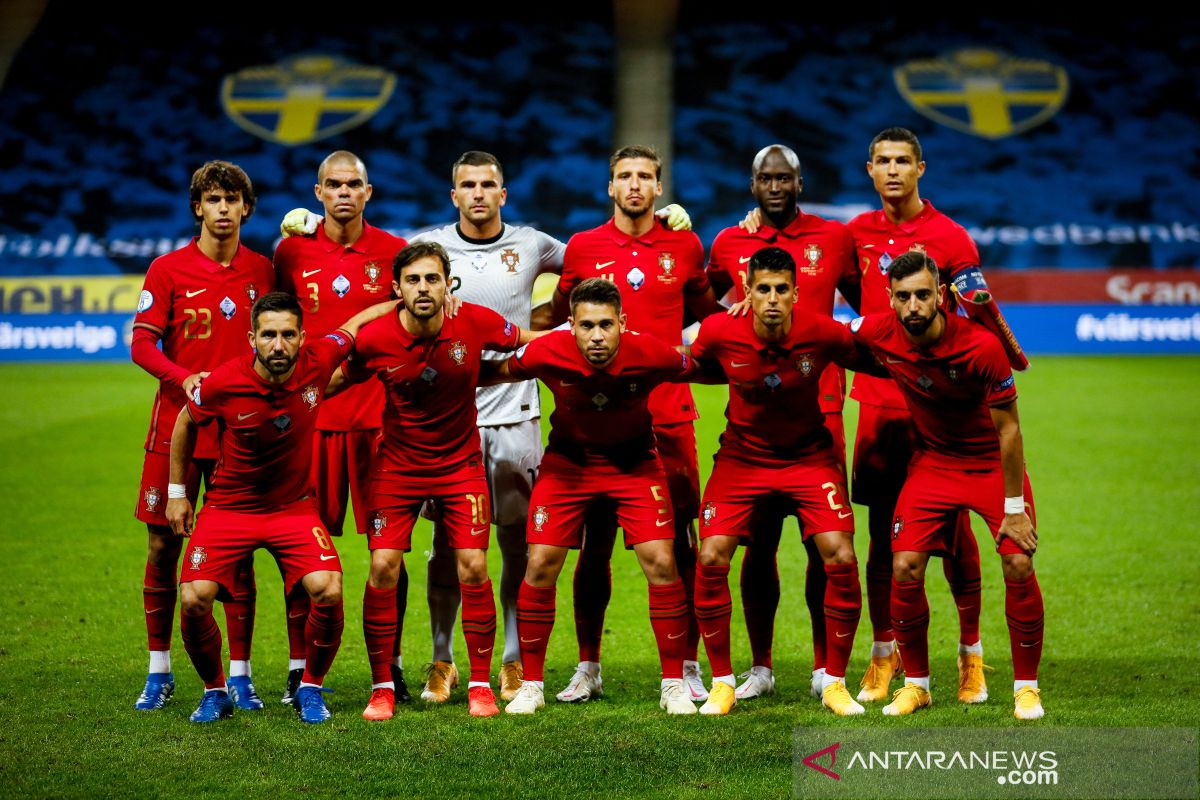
[302,601,344,685]
[694,563,733,677]
[1005,573,1044,681]
[891,577,930,678]
[517,580,556,682]
[362,583,396,684]
[223,555,256,662]
[739,546,779,669]
[945,513,982,645]
[180,609,225,689]
[459,580,497,684]
[648,579,688,680]
[674,531,700,662]
[143,560,177,652]
[823,562,862,679]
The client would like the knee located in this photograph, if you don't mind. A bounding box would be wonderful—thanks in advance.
[1001,554,1033,581]
[179,583,213,616]
[698,540,733,568]
[369,553,402,589]
[892,553,923,582]
[823,538,857,566]
[308,572,343,605]
[457,551,488,584]
[645,553,678,584]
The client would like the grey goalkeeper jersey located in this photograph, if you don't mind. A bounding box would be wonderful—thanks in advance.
[410,222,565,425]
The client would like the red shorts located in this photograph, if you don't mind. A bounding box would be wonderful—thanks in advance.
[312,428,380,536]
[891,459,1036,556]
[700,453,854,541]
[851,402,916,505]
[180,501,340,595]
[135,450,215,527]
[527,451,675,549]
[654,422,700,520]
[367,474,491,552]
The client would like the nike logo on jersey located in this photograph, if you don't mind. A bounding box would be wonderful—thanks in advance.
[302,269,322,278]
[237,412,258,420]
[470,527,488,536]
[838,510,852,519]
[668,631,684,640]
[594,260,616,270]
[319,554,337,561]
[730,361,750,368]
[656,519,671,527]
[185,289,206,298]
[386,364,407,373]
[738,256,752,264]
[885,357,903,364]
[861,244,875,249]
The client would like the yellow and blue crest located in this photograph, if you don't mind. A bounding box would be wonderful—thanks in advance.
[221,54,395,146]
[894,48,1068,139]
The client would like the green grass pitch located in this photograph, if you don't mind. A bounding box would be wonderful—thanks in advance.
[0,357,1197,799]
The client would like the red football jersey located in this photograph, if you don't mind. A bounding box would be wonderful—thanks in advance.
[558,219,707,425]
[134,239,274,457]
[706,211,860,414]
[849,311,1016,471]
[186,331,354,512]
[848,200,980,409]
[274,221,406,431]
[507,329,692,466]
[345,303,521,477]
[691,311,860,467]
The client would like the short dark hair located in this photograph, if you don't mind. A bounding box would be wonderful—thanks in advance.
[609,145,662,180]
[570,277,622,314]
[747,247,796,282]
[190,160,255,219]
[452,151,504,184]
[251,291,303,330]
[869,127,923,162]
[886,251,940,284]
[393,241,452,281]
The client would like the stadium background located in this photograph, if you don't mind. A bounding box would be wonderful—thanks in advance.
[0,3,1196,799]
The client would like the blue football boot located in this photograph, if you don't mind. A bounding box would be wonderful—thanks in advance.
[228,675,265,711]
[134,672,175,711]
[189,689,234,723]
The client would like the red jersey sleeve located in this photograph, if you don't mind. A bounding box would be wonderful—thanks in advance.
[689,313,724,362]
[557,235,586,297]
[680,233,710,296]
[508,337,547,382]
[975,336,1018,407]
[834,226,862,311]
[640,332,692,381]
[133,257,174,335]
[186,364,230,425]
[273,238,299,296]
[310,329,356,377]
[469,304,523,352]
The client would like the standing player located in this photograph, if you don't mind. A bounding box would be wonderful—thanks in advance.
[335,242,539,720]
[689,247,873,717]
[166,291,393,723]
[551,145,720,703]
[847,128,992,705]
[131,161,272,712]
[496,278,698,716]
[274,151,410,705]
[407,151,565,703]
[706,145,862,701]
[848,253,1044,720]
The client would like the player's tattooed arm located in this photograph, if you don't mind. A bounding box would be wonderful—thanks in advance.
[166,408,199,536]
[991,400,1036,555]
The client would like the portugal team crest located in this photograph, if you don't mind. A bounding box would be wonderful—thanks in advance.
[221,54,396,146]
[658,252,677,283]
[301,384,320,409]
[500,249,520,273]
[894,48,1069,140]
[363,261,384,291]
[796,354,814,377]
[892,516,903,540]
[802,244,822,275]
[533,506,549,532]
[371,513,387,536]
[189,547,208,570]
[144,486,162,512]
[448,341,467,365]
[244,282,259,302]
[702,502,717,527]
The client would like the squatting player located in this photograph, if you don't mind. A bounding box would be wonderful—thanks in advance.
[166,291,393,724]
[689,247,878,717]
[131,160,272,712]
[551,145,720,703]
[846,128,994,705]
[274,151,410,705]
[493,278,699,716]
[332,242,540,720]
[707,145,862,702]
[849,252,1044,720]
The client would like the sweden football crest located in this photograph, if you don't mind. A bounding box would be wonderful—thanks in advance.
[894,48,1068,139]
[221,55,396,146]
